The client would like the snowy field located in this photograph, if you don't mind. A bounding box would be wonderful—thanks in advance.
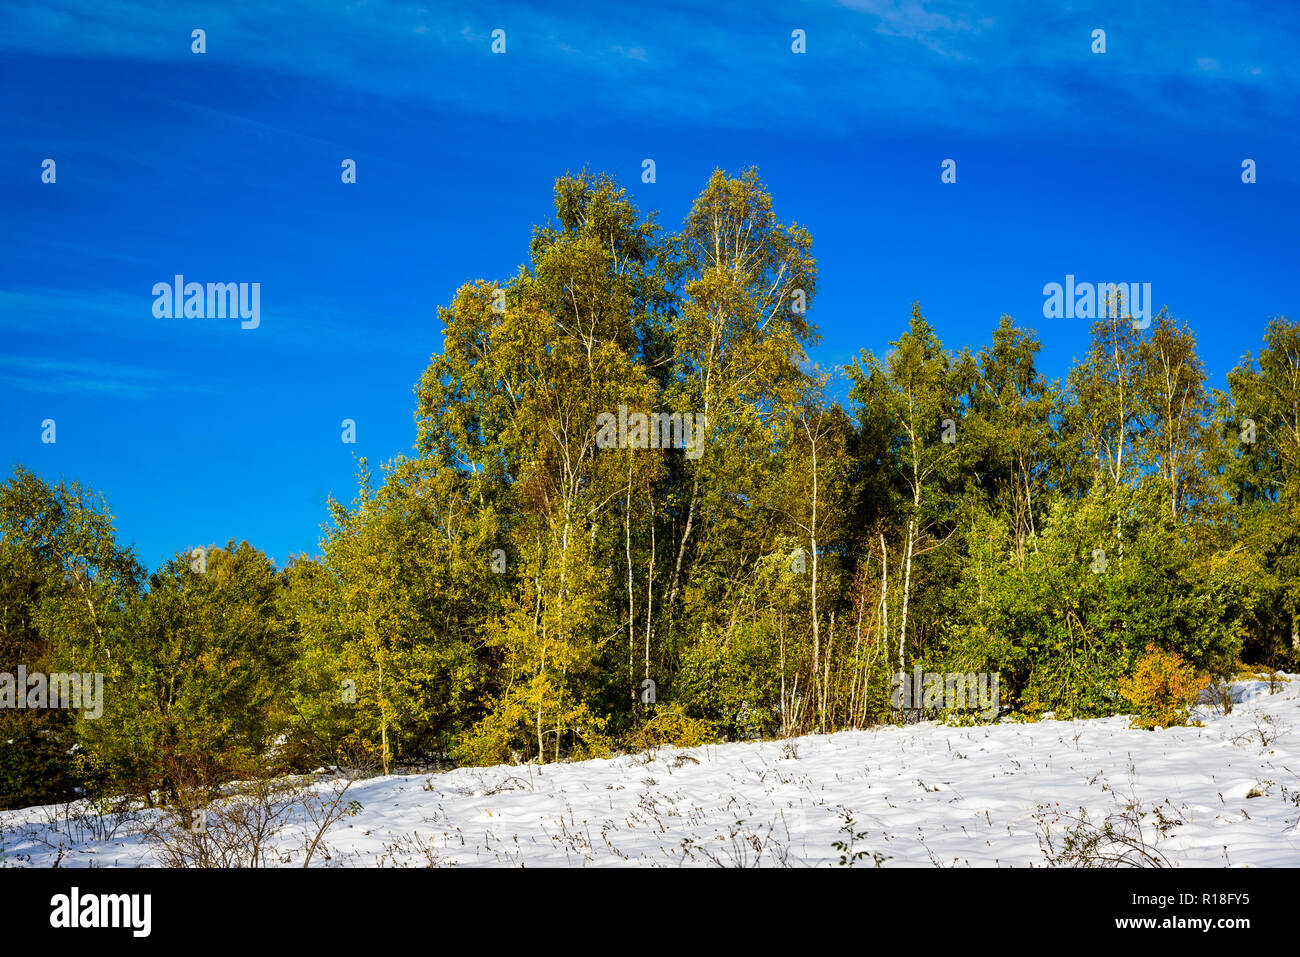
[4,674,1299,867]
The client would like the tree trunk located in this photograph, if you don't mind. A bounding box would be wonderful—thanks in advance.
[644,491,656,687]
[625,452,635,702]
[898,518,915,674]
[808,433,821,729]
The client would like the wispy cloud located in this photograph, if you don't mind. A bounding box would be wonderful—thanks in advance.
[0,355,211,399]
[0,283,413,342]
[837,0,987,58]
[0,0,1294,146]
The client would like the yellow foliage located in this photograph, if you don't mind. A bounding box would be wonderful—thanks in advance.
[1119,643,1209,730]
[1020,696,1049,723]
[638,708,717,749]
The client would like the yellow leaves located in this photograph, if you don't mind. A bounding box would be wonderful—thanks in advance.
[1120,643,1210,730]
[640,707,716,749]
[1021,696,1049,723]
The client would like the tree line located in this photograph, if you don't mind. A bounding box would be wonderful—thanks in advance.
[3,168,1298,810]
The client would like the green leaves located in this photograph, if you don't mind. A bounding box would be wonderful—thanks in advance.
[2,172,1297,806]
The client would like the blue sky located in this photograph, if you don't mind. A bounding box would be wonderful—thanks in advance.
[2,0,1296,570]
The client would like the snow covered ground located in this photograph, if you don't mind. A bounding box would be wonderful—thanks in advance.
[4,674,1300,867]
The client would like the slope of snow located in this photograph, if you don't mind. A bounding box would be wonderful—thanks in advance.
[3,675,1299,867]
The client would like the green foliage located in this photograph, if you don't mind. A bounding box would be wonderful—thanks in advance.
[832,811,889,867]
[0,468,143,807]
[75,540,295,796]
[1,176,1296,809]
[284,457,497,772]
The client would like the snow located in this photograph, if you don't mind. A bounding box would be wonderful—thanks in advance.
[3,674,1299,867]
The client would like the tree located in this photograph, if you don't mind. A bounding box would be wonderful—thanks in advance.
[1221,317,1300,655]
[79,541,293,797]
[287,457,497,772]
[0,467,142,806]
[1136,312,1218,520]
[848,305,962,674]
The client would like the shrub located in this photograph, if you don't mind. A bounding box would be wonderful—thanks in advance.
[634,707,717,755]
[1119,643,1209,730]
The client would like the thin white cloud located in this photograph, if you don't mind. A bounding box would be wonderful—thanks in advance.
[0,355,213,399]
[0,0,1294,144]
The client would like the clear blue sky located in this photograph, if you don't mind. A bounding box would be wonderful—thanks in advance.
[2,1,1296,570]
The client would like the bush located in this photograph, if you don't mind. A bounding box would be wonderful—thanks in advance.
[635,707,717,753]
[1119,643,1209,730]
